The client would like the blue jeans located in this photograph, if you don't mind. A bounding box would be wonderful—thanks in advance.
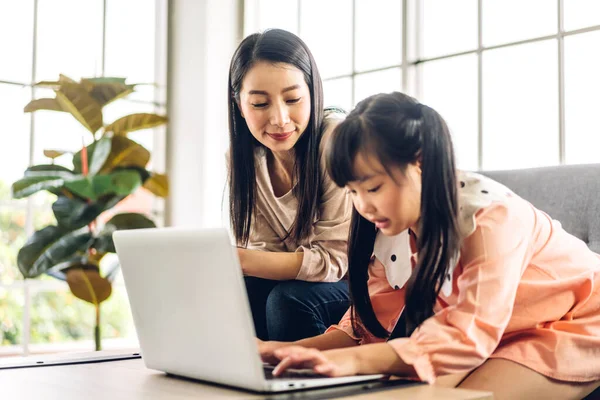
[244,277,350,342]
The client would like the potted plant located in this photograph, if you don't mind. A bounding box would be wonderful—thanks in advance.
[11,75,168,350]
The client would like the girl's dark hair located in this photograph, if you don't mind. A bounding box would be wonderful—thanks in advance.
[326,92,460,338]
[228,29,324,246]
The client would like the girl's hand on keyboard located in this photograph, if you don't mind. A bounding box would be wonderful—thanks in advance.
[257,339,288,365]
[272,346,358,377]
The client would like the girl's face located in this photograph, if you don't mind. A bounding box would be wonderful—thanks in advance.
[346,152,422,236]
[238,61,311,154]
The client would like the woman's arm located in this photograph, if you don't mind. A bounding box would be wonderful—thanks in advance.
[239,248,303,280]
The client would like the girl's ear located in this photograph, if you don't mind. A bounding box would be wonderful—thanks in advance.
[414,157,422,176]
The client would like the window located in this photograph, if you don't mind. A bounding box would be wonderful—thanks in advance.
[0,0,168,355]
[245,0,600,170]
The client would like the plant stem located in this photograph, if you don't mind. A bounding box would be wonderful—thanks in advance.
[95,304,101,351]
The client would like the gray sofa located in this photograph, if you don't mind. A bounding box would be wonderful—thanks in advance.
[483,164,600,254]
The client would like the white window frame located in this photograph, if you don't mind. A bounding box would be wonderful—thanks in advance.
[244,0,600,170]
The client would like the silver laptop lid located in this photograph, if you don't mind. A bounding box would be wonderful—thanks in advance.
[113,227,267,391]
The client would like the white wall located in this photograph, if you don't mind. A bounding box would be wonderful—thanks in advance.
[166,0,241,228]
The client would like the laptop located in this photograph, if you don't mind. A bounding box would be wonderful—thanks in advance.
[113,227,385,393]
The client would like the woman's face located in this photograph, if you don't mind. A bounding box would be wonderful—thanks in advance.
[345,152,422,236]
[238,61,311,154]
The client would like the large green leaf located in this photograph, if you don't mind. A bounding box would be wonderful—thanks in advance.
[88,136,112,175]
[24,164,75,179]
[93,213,156,253]
[142,172,169,197]
[23,98,66,113]
[104,113,168,136]
[17,226,93,279]
[12,176,66,199]
[105,212,156,230]
[66,268,112,305]
[63,170,142,201]
[73,141,99,174]
[63,176,95,199]
[93,170,142,198]
[82,77,127,85]
[45,256,98,281]
[33,74,77,90]
[13,165,78,198]
[116,166,150,182]
[52,194,124,230]
[99,135,150,174]
[81,78,134,108]
[55,83,103,133]
[43,150,70,159]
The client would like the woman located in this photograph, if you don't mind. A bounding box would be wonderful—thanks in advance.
[227,29,351,342]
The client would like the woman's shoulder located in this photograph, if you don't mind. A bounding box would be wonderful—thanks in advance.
[322,107,346,134]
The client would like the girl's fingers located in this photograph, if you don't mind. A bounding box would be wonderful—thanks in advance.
[273,345,307,359]
[314,363,335,376]
[272,356,295,376]
[272,348,328,376]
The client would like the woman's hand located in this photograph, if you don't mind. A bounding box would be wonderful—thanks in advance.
[237,247,248,275]
[272,346,359,377]
[257,338,289,365]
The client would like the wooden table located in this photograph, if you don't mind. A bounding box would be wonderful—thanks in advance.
[0,350,493,399]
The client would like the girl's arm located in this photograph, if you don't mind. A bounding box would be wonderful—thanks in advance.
[259,329,358,364]
[272,342,415,377]
[262,257,409,364]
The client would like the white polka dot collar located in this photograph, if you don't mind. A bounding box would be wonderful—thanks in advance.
[373,171,514,294]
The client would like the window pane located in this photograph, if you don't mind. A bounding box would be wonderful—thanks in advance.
[0,206,27,284]
[323,77,352,113]
[355,0,402,72]
[482,0,556,47]
[564,31,600,164]
[30,285,135,345]
[421,55,478,171]
[0,288,23,345]
[0,84,31,185]
[300,0,352,79]
[423,0,477,59]
[35,0,104,81]
[354,68,402,106]
[564,0,600,31]
[105,0,156,102]
[257,0,298,34]
[0,0,34,83]
[482,40,558,170]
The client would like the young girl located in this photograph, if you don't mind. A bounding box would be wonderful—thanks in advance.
[227,29,351,342]
[260,92,600,399]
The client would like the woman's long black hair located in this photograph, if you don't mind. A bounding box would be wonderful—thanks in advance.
[326,92,460,337]
[228,29,325,246]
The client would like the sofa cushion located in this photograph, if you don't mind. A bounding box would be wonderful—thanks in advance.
[481,164,600,254]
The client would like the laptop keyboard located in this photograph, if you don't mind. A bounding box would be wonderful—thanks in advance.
[263,364,324,380]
